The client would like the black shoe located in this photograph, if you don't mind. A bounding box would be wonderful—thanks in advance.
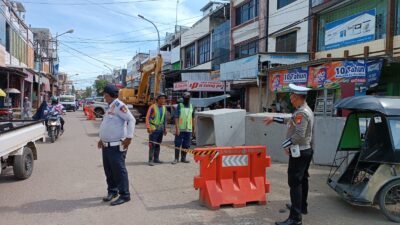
[286,204,307,215]
[153,159,163,164]
[110,197,131,206]
[171,159,179,165]
[181,159,190,163]
[102,193,118,202]
[275,218,302,225]
[148,160,154,166]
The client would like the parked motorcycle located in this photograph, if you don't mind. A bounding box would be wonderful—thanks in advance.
[46,110,64,143]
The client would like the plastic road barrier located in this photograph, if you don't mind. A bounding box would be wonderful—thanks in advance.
[194,146,271,210]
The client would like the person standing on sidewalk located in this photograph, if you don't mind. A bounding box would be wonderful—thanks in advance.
[23,97,32,119]
[98,84,136,206]
[172,92,195,164]
[264,84,314,225]
[146,93,167,166]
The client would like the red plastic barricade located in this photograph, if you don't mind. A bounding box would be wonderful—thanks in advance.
[193,146,271,210]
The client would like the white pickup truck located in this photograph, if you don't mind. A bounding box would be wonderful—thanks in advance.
[0,121,46,180]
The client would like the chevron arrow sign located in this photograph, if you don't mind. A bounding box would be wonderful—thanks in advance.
[222,155,248,167]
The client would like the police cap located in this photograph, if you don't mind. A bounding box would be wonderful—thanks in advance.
[288,83,310,95]
[103,84,119,98]
[156,93,167,99]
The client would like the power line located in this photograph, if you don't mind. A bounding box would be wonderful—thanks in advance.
[60,42,118,67]
[19,0,164,5]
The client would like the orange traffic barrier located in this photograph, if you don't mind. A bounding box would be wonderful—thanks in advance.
[194,146,271,210]
[87,107,96,120]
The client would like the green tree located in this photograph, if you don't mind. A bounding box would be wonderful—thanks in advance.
[94,80,109,96]
[83,86,93,98]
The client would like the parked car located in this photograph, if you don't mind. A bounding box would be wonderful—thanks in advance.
[0,120,46,179]
[90,101,139,124]
[59,95,76,111]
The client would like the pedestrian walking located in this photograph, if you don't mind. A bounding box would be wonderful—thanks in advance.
[23,97,32,119]
[264,84,314,225]
[172,92,195,164]
[98,84,136,206]
[146,93,167,166]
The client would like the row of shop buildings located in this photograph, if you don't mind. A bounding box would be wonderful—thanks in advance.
[123,0,400,114]
[0,0,72,112]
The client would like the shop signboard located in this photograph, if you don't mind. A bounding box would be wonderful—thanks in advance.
[325,9,376,50]
[270,67,309,92]
[173,81,188,91]
[366,59,384,88]
[174,81,230,92]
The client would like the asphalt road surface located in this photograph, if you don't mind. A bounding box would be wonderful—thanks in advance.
[0,111,393,225]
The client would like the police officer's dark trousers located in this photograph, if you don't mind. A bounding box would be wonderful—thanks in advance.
[149,130,163,161]
[288,148,313,221]
[102,145,130,200]
[174,131,191,160]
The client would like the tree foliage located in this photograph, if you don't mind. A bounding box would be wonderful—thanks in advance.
[94,80,109,96]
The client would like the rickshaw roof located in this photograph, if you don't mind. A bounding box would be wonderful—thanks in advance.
[335,96,400,116]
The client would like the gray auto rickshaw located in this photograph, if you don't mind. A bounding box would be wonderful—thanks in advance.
[328,96,400,222]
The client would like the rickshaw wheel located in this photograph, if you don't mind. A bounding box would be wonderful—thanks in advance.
[378,179,400,222]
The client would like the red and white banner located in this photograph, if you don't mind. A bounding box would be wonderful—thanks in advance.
[174,81,231,92]
[173,81,188,91]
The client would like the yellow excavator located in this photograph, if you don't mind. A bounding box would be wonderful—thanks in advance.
[119,54,163,119]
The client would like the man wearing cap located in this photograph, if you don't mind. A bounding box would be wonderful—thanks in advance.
[172,92,195,164]
[145,93,167,166]
[264,84,314,225]
[98,84,136,206]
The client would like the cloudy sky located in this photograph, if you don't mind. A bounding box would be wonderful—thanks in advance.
[23,0,209,88]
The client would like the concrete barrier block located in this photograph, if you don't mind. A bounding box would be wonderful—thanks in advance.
[313,117,346,166]
[196,109,246,147]
[245,113,292,163]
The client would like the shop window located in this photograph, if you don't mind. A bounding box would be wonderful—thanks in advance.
[276,31,297,52]
[198,35,210,65]
[278,0,296,9]
[235,0,259,26]
[184,43,195,68]
[234,39,259,59]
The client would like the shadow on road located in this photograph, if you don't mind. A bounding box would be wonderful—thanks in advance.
[0,197,104,214]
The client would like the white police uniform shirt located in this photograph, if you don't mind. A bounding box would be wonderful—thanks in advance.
[99,99,136,143]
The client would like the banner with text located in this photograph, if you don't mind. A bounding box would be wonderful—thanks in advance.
[174,81,231,92]
[270,67,309,92]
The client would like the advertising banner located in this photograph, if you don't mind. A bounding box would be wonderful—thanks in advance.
[270,59,384,92]
[270,67,309,92]
[309,60,367,89]
[325,9,376,50]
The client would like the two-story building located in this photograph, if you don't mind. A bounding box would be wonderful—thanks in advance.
[266,0,400,116]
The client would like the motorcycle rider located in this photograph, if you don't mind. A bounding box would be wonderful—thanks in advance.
[46,97,65,132]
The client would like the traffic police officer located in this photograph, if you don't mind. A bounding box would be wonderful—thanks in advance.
[98,84,136,206]
[145,93,167,166]
[264,84,314,225]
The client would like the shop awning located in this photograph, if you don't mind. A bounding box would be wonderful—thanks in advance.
[0,66,27,78]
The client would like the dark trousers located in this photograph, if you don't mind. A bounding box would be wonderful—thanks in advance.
[174,131,191,160]
[288,148,313,221]
[102,145,130,199]
[149,130,163,161]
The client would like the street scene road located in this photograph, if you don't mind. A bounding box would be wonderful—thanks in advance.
[0,112,393,225]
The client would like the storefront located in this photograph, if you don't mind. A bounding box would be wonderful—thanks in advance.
[266,57,389,116]
[0,67,28,111]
